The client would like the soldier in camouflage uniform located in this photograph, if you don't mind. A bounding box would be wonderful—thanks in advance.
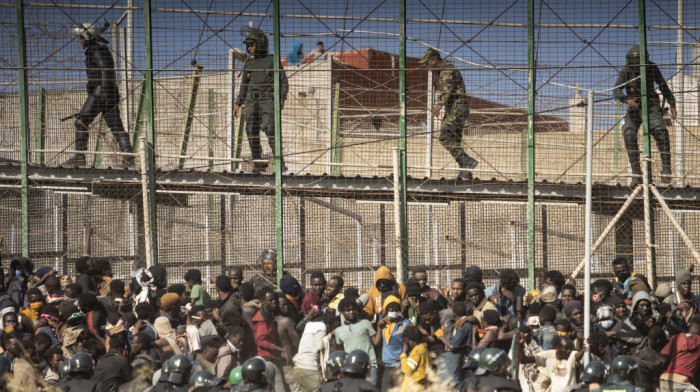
[613,45,677,186]
[233,29,289,173]
[422,48,478,180]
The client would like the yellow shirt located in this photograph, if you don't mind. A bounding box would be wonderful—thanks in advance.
[400,343,430,392]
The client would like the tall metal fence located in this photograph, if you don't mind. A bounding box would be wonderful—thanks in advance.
[2,0,700,291]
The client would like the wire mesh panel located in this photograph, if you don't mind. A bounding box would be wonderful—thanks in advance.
[3,0,700,296]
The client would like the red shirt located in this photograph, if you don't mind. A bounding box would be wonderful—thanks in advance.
[661,333,700,379]
[252,310,278,359]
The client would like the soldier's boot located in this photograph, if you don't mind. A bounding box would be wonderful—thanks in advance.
[63,154,87,167]
[627,150,642,188]
[113,132,135,169]
[456,153,478,180]
[65,117,90,167]
[659,142,673,184]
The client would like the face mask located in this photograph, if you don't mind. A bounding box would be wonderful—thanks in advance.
[4,325,14,333]
[387,311,401,320]
[556,330,570,337]
[378,285,393,293]
[15,271,22,277]
[599,319,614,330]
[615,272,631,281]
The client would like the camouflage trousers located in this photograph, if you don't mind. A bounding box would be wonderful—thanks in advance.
[439,103,469,160]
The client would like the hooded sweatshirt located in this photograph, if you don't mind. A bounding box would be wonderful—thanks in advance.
[363,266,406,319]
[287,42,303,65]
[615,291,655,354]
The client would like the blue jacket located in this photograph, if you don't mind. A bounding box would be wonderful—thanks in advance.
[382,318,410,367]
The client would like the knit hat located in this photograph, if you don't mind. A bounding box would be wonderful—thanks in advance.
[538,285,558,303]
[563,300,583,317]
[628,278,649,297]
[463,266,483,285]
[279,276,303,299]
[383,295,400,309]
[405,279,421,298]
[608,297,625,310]
[160,293,180,309]
[655,283,672,299]
[675,268,692,288]
[154,316,172,335]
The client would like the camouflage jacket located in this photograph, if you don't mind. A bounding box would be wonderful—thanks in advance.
[235,54,289,105]
[436,60,468,109]
[613,62,675,109]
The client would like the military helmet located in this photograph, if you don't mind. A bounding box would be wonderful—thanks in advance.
[626,45,649,65]
[463,347,487,369]
[189,370,224,387]
[327,350,348,375]
[580,360,608,383]
[165,354,192,385]
[610,355,638,381]
[74,22,101,40]
[340,349,370,376]
[229,365,243,385]
[242,27,268,55]
[474,348,510,376]
[69,352,94,374]
[58,359,71,378]
[241,357,268,386]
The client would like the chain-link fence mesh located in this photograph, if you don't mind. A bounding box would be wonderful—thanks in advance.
[2,0,700,294]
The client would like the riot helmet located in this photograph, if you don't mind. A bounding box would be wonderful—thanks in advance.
[326,350,348,376]
[340,349,370,376]
[474,348,511,376]
[241,357,268,386]
[609,355,638,382]
[580,360,608,384]
[189,370,224,388]
[463,347,487,370]
[242,27,269,56]
[229,365,243,386]
[626,45,649,65]
[58,359,71,378]
[165,354,192,385]
[69,352,94,375]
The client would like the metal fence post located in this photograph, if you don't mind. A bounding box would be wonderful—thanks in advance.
[143,0,159,265]
[273,0,284,288]
[398,0,409,284]
[526,0,536,290]
[638,0,656,286]
[16,0,30,257]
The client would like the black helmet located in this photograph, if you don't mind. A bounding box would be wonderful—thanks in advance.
[626,45,649,65]
[474,348,510,376]
[326,350,347,375]
[189,370,225,388]
[58,359,71,378]
[242,27,268,56]
[340,349,370,376]
[165,354,192,385]
[463,347,487,369]
[241,357,268,386]
[69,352,94,374]
[580,361,608,383]
[610,355,638,381]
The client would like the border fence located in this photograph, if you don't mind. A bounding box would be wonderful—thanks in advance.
[2,0,700,292]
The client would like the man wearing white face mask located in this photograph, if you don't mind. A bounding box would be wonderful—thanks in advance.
[371,295,410,392]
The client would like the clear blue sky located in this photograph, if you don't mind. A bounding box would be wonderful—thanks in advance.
[2,0,697,114]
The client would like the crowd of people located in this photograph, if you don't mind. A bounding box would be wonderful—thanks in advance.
[0,250,699,392]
